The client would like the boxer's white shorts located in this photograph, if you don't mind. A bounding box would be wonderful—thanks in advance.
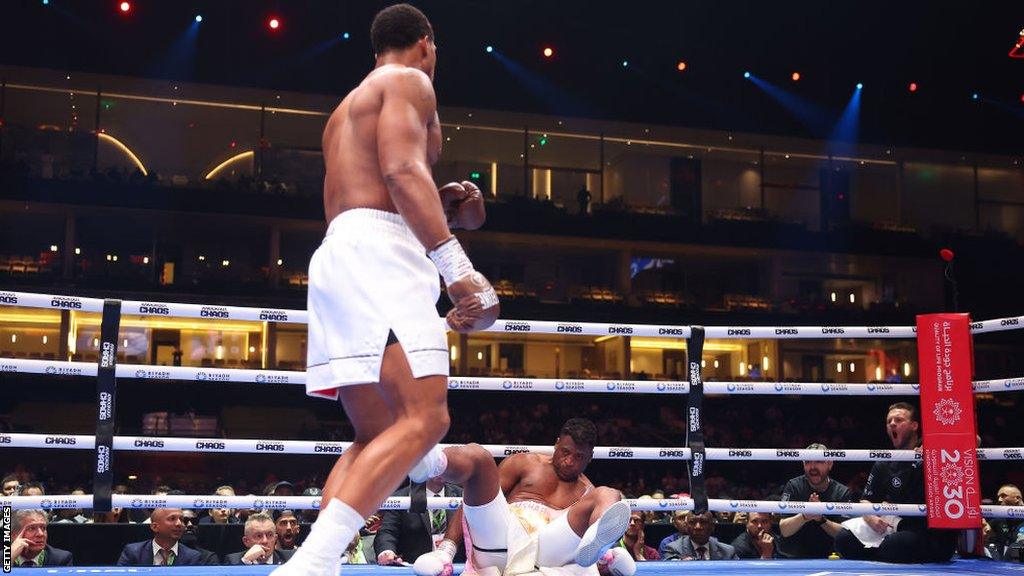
[305,208,449,400]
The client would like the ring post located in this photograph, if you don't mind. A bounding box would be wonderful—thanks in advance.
[686,326,708,515]
[93,299,122,513]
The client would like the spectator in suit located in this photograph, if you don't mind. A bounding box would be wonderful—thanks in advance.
[730,512,778,559]
[658,510,689,557]
[275,510,302,552]
[374,477,463,565]
[662,511,738,560]
[199,485,238,524]
[224,512,295,565]
[117,507,213,566]
[10,509,73,567]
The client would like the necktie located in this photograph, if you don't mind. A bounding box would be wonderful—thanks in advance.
[695,546,707,560]
[431,509,445,533]
[159,548,175,566]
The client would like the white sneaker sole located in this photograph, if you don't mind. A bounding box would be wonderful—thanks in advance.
[575,500,631,567]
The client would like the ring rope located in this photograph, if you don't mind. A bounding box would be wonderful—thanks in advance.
[5,433,1023,462]
[4,290,1023,338]
[2,493,1022,520]
[3,358,1021,396]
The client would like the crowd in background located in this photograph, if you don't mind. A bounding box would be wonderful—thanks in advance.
[5,398,1024,566]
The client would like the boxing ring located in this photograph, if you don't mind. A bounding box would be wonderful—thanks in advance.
[0,559,1017,575]
[2,290,1024,575]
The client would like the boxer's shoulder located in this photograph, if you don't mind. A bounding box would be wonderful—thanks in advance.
[372,65,434,102]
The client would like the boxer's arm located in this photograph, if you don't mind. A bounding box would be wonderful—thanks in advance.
[376,69,450,251]
[438,506,465,551]
[497,453,530,496]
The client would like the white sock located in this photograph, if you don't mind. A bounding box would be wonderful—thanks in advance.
[297,499,364,562]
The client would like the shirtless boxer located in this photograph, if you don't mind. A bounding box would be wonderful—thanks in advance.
[273,5,497,575]
[414,419,636,576]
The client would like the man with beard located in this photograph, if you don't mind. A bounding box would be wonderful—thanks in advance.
[777,443,852,558]
[275,510,303,552]
[412,418,635,576]
[730,512,778,559]
[179,508,219,565]
[834,402,957,563]
[984,484,1024,559]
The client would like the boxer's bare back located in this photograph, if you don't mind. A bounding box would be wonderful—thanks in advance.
[321,64,444,224]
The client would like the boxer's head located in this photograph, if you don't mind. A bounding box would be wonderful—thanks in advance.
[371,4,436,80]
[552,418,596,481]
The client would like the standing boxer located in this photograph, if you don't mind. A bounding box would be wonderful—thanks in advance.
[273,4,498,575]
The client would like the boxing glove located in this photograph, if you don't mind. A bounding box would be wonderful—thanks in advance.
[412,540,457,576]
[428,236,499,332]
[598,547,637,576]
[438,181,486,230]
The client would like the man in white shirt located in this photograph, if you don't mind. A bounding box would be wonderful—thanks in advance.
[116,508,211,565]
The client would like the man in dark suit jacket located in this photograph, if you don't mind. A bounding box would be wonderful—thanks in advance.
[117,507,215,566]
[11,509,73,567]
[374,478,464,565]
[730,512,779,559]
[223,512,296,565]
[662,512,739,560]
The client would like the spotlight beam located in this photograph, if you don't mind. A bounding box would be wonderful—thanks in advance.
[746,73,833,138]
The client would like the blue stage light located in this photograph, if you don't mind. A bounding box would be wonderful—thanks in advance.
[486,45,493,53]
[195,15,203,23]
[744,71,751,79]
[856,83,863,90]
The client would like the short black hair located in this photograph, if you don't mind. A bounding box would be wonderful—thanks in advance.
[18,481,44,495]
[888,401,919,423]
[559,418,597,447]
[371,3,432,55]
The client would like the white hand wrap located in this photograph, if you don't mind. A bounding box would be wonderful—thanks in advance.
[428,236,475,286]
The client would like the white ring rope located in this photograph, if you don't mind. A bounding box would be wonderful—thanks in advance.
[2,494,1022,520]
[4,433,1023,463]
[3,358,1023,396]
[3,290,1023,338]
